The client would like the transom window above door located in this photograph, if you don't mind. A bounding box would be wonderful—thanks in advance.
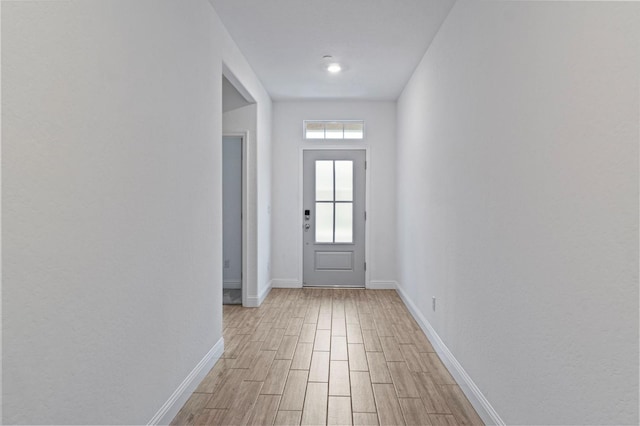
[304,120,364,140]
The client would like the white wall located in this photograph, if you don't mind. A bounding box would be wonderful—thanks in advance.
[2,1,272,424]
[271,101,396,288]
[222,136,243,288]
[396,1,639,424]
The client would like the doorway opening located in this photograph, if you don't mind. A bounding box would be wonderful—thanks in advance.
[222,135,243,304]
[221,66,255,306]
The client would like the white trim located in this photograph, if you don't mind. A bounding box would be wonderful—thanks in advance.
[148,338,224,426]
[245,281,272,307]
[395,283,505,426]
[271,279,301,288]
[223,280,242,290]
[367,280,397,290]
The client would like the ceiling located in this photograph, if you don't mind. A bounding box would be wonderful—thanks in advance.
[209,0,456,100]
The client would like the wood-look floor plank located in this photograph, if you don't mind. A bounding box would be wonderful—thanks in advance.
[274,410,303,426]
[387,362,420,398]
[347,323,364,344]
[399,397,433,425]
[428,414,459,426]
[399,344,429,373]
[246,394,280,426]
[413,372,451,414]
[372,383,406,426]
[173,289,482,426]
[375,319,395,337]
[359,313,376,330]
[328,396,353,425]
[350,371,376,413]
[301,382,328,425]
[367,352,392,383]
[353,413,380,426]
[317,313,332,330]
[413,331,436,353]
[349,343,369,371]
[425,353,456,384]
[263,328,286,351]
[299,323,317,343]
[171,393,212,426]
[314,329,331,352]
[332,318,347,336]
[362,329,383,352]
[193,408,227,426]
[291,342,314,370]
[309,351,330,382]
[279,370,309,411]
[438,385,484,426]
[206,368,248,409]
[331,336,348,361]
[220,380,263,425]
[233,341,264,369]
[380,336,404,362]
[329,360,351,396]
[246,350,277,382]
[261,359,292,395]
[276,335,299,360]
[285,317,304,336]
[304,306,320,324]
[194,359,235,394]
[392,323,415,345]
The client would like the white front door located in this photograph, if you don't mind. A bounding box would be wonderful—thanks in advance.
[303,150,366,287]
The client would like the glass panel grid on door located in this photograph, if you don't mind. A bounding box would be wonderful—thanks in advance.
[314,160,354,244]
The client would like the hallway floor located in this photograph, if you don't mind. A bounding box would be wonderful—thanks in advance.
[171,288,484,425]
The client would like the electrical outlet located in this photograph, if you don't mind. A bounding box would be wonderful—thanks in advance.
[432,296,436,311]
[224,260,230,268]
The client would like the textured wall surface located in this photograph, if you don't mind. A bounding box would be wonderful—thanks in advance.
[396,1,639,424]
[2,1,271,423]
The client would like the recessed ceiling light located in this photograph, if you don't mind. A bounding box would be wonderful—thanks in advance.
[327,63,342,73]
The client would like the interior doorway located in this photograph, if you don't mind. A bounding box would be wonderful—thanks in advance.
[222,135,243,304]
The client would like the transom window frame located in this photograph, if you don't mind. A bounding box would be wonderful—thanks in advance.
[303,120,365,140]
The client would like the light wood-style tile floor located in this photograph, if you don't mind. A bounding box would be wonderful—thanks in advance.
[171,289,484,426]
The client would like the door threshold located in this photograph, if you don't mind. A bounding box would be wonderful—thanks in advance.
[302,285,365,289]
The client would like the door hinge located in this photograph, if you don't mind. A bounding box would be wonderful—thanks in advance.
[365,161,367,170]
[364,211,367,221]
[364,262,367,271]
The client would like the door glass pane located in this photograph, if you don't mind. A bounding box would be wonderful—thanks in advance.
[335,203,353,243]
[316,202,334,243]
[315,161,334,201]
[325,122,344,139]
[334,161,353,201]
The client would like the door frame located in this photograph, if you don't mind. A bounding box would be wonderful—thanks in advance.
[299,146,371,288]
[224,132,248,306]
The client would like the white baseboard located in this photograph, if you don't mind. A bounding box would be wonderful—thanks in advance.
[223,280,241,290]
[148,337,224,425]
[367,280,397,290]
[245,281,272,307]
[395,283,505,426]
[271,279,301,288]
